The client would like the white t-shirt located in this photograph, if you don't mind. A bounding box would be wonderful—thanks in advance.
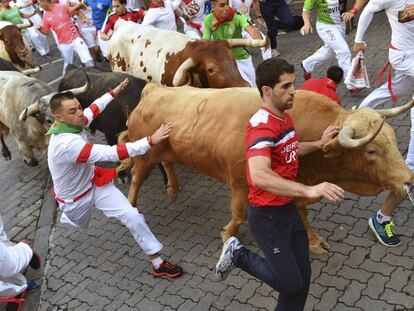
[230,0,253,19]
[13,0,35,15]
[66,0,94,29]
[355,0,414,50]
[142,0,177,31]
[173,0,207,25]
[127,0,144,9]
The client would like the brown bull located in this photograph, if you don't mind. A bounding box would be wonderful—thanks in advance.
[120,85,413,254]
[0,21,33,69]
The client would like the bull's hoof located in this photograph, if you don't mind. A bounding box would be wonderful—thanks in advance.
[166,183,178,198]
[309,236,330,255]
[24,158,39,166]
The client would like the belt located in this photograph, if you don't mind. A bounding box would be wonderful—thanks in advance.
[52,187,92,204]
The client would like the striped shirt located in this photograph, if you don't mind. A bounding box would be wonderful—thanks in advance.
[245,107,299,207]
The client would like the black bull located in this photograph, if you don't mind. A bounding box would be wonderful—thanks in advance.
[58,66,168,181]
[58,65,146,145]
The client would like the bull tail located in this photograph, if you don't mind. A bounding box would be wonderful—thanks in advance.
[116,130,132,173]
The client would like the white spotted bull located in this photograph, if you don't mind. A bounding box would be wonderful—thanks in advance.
[108,20,266,88]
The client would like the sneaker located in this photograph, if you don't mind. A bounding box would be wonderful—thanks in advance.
[349,87,363,94]
[368,216,401,247]
[301,62,311,80]
[29,251,41,270]
[271,49,281,57]
[26,280,39,292]
[152,260,183,278]
[215,236,242,281]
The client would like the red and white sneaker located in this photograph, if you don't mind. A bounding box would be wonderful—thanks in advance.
[152,260,183,278]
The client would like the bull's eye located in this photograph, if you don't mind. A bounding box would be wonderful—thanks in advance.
[367,149,376,155]
[207,68,214,74]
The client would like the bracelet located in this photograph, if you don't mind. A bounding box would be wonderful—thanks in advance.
[108,87,116,98]
[350,7,358,15]
[147,136,154,146]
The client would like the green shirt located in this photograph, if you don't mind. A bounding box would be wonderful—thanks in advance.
[0,6,24,25]
[203,12,251,60]
[303,0,347,25]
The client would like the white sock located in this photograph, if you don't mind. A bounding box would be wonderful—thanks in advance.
[376,210,391,224]
[151,257,163,269]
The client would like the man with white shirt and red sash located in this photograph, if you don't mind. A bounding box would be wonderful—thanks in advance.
[141,0,177,30]
[47,78,183,278]
[173,0,209,38]
[353,0,414,248]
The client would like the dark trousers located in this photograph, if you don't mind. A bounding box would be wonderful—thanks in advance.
[233,202,311,311]
[260,0,296,49]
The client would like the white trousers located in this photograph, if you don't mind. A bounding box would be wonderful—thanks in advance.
[236,57,256,87]
[57,37,94,74]
[25,14,49,56]
[302,22,351,78]
[183,23,202,39]
[79,26,99,48]
[359,48,414,170]
[59,183,163,256]
[0,214,32,297]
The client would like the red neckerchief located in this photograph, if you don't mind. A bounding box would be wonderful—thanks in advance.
[149,2,165,8]
[212,8,236,30]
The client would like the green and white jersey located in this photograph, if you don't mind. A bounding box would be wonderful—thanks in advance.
[303,0,347,24]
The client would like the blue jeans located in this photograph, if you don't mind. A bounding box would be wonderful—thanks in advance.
[233,202,311,311]
[260,0,296,49]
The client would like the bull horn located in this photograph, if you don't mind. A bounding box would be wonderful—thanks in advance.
[338,118,385,149]
[16,19,33,30]
[66,73,90,95]
[226,38,267,48]
[21,65,41,75]
[19,101,39,122]
[376,97,414,118]
[39,72,90,110]
[172,58,196,86]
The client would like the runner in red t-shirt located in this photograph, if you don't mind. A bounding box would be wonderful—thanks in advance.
[301,65,344,105]
[215,58,345,311]
[100,0,145,40]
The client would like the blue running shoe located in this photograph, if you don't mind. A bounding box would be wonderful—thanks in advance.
[26,280,39,292]
[215,237,242,281]
[368,216,401,247]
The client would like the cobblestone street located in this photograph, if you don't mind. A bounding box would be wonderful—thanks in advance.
[1,9,414,311]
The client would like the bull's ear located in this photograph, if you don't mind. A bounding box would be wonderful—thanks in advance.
[0,30,4,40]
[322,138,343,159]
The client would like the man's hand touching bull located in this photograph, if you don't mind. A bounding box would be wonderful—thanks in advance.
[148,123,173,145]
[298,125,340,156]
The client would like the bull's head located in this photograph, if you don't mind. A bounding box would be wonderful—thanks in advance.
[0,22,33,68]
[19,76,90,124]
[170,38,266,88]
[322,98,414,194]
